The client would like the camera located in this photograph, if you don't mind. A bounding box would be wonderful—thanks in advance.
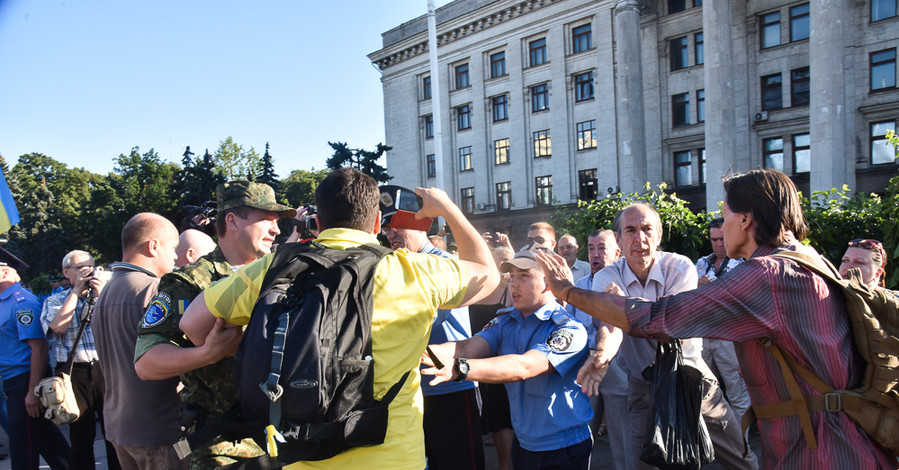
[182,200,218,221]
[304,205,318,235]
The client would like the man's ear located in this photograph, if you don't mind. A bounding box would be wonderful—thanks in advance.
[147,238,160,256]
[225,212,239,232]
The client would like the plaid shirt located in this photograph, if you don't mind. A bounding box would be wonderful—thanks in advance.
[40,288,99,364]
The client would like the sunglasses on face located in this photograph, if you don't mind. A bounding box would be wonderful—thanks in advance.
[526,236,547,245]
[848,238,882,250]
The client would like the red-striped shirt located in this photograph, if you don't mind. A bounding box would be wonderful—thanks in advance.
[626,243,895,469]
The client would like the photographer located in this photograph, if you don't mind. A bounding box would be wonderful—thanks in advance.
[41,250,120,469]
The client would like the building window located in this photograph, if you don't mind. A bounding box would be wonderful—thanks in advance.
[456,104,471,131]
[790,4,810,42]
[672,92,690,127]
[697,89,705,123]
[531,83,549,112]
[454,63,469,89]
[763,137,784,172]
[761,74,783,111]
[572,23,592,54]
[674,151,692,187]
[494,138,510,165]
[871,49,897,91]
[458,146,472,171]
[490,51,506,79]
[792,133,810,173]
[872,0,898,21]
[422,76,431,100]
[670,36,688,71]
[423,115,433,139]
[871,120,898,164]
[669,0,687,14]
[496,182,511,210]
[576,120,597,150]
[575,71,594,102]
[695,32,704,65]
[529,38,547,66]
[578,169,598,201]
[788,67,810,107]
[426,154,436,178]
[761,11,781,49]
[492,95,509,122]
[461,187,474,214]
[534,130,552,157]
[535,176,553,206]
[700,148,707,184]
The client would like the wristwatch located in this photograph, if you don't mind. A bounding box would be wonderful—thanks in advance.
[453,358,470,382]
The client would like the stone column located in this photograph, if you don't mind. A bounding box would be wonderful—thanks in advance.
[613,0,647,193]
[810,0,851,193]
[703,0,739,208]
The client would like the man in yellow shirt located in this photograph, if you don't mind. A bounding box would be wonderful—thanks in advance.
[180,167,500,469]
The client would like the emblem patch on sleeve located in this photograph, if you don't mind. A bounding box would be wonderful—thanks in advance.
[15,309,33,327]
[547,329,573,352]
[142,293,172,328]
[482,317,500,331]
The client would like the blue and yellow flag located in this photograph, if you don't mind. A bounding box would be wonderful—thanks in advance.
[0,170,20,235]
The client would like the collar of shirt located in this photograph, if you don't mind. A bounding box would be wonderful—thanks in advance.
[314,227,380,250]
[110,262,157,277]
[0,282,22,301]
[621,253,665,290]
[510,299,561,322]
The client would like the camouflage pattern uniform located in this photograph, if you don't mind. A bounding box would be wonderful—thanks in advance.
[134,181,294,470]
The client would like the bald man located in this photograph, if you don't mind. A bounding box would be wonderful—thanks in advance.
[557,234,590,282]
[175,229,217,268]
[93,213,188,469]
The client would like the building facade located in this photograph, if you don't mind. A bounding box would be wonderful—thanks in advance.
[368,0,899,241]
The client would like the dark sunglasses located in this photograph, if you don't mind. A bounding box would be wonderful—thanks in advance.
[848,238,882,250]
[526,236,547,245]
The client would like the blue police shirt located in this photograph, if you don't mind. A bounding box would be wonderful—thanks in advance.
[0,282,46,380]
[476,300,593,452]
[419,242,477,396]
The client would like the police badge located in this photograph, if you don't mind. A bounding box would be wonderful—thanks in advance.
[547,329,573,352]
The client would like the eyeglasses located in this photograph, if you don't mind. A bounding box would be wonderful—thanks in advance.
[65,263,94,270]
[525,236,547,245]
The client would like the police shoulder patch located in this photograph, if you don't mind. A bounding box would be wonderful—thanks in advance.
[546,329,574,353]
[482,317,500,331]
[142,292,172,328]
[16,309,34,327]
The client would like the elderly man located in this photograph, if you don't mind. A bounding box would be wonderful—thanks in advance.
[425,246,593,470]
[0,249,69,470]
[41,250,120,469]
[179,168,499,469]
[563,204,756,470]
[93,213,186,469]
[383,186,484,470]
[557,234,590,282]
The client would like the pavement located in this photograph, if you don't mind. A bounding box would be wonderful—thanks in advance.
[0,421,760,469]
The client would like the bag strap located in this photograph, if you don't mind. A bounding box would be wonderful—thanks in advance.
[61,293,96,375]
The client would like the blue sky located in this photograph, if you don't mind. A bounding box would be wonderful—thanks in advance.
[0,0,450,178]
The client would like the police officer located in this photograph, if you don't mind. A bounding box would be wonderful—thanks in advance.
[134,181,295,470]
[0,247,70,470]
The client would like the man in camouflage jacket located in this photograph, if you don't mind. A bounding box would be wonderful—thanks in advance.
[134,181,295,469]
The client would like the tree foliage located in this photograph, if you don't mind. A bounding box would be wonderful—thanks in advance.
[257,143,282,196]
[326,142,392,183]
[214,137,260,180]
[282,168,330,208]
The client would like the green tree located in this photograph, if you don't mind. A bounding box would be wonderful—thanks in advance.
[7,180,68,279]
[257,142,282,195]
[282,168,330,208]
[326,142,392,183]
[213,137,260,181]
[173,147,225,210]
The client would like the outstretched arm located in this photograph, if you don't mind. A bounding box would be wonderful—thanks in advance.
[536,251,629,329]
[423,348,552,386]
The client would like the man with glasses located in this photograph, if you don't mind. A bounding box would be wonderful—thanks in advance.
[525,222,556,251]
[41,250,120,469]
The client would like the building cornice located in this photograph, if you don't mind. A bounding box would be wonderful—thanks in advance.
[369,0,564,71]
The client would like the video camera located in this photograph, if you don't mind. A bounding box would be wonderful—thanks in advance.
[181,200,218,233]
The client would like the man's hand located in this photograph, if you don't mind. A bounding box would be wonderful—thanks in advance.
[536,251,576,298]
[414,187,454,219]
[198,318,243,364]
[576,352,610,397]
[421,352,456,386]
[605,282,624,296]
[698,274,712,286]
[26,387,43,418]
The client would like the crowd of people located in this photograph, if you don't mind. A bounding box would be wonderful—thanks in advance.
[0,167,895,470]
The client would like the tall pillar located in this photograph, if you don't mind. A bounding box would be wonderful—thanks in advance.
[810,0,851,193]
[703,0,739,208]
[613,0,647,193]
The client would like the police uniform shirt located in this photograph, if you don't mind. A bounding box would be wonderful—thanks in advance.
[476,300,593,452]
[0,282,45,380]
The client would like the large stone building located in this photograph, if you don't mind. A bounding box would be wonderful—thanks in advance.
[368,0,899,240]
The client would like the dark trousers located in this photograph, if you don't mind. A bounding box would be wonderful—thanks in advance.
[4,370,70,470]
[59,362,121,470]
[511,436,592,470]
[423,387,485,470]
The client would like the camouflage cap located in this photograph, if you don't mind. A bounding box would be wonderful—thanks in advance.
[216,181,296,218]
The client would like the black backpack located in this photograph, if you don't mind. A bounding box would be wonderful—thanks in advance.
[188,242,407,469]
